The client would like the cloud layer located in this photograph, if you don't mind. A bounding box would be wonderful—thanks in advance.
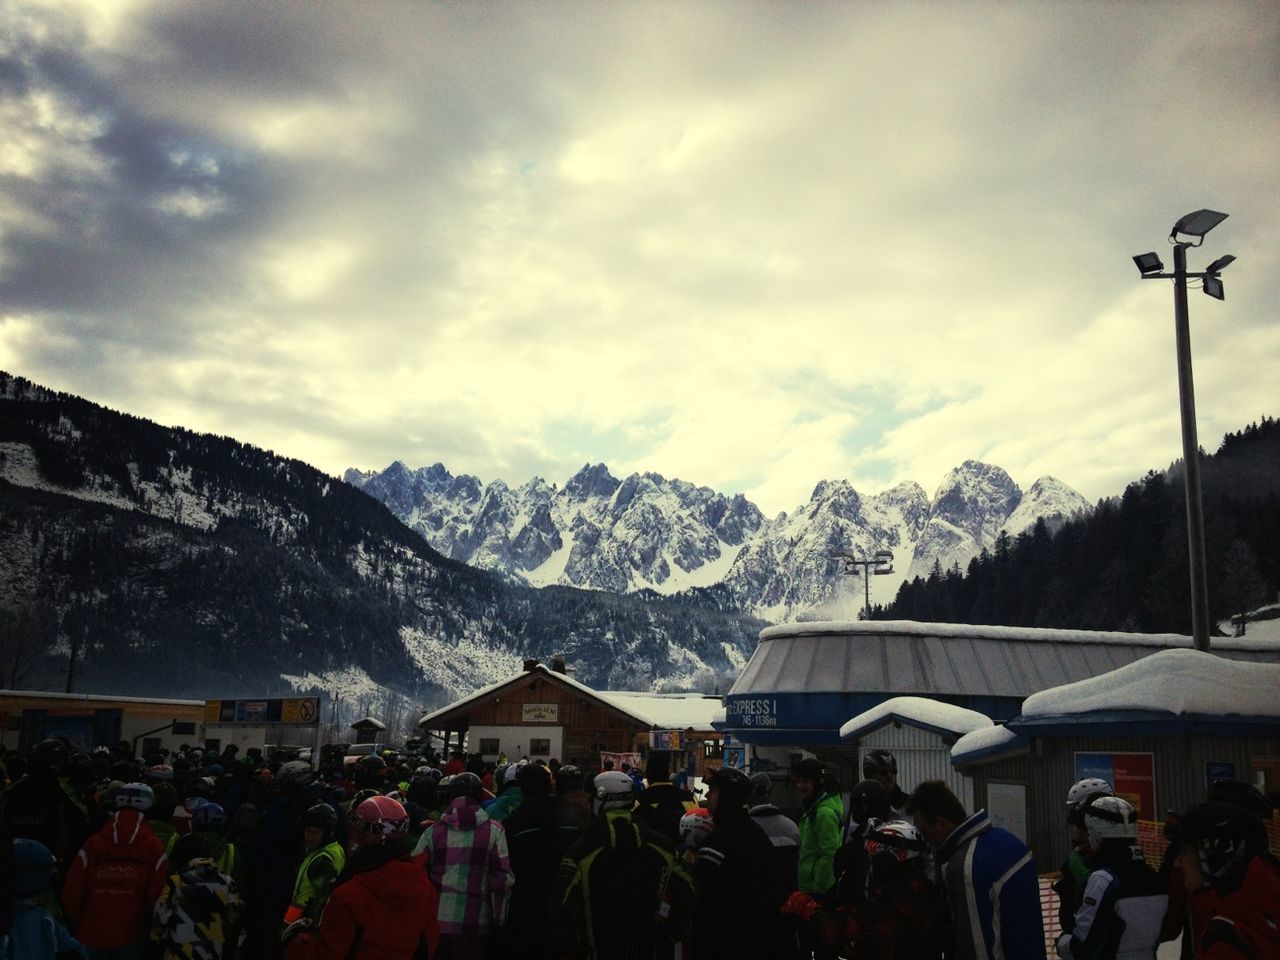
[2,1,1277,515]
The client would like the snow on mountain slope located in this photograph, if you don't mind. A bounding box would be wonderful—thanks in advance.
[347,459,1091,621]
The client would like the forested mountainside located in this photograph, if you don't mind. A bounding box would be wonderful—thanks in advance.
[0,372,763,703]
[881,417,1280,633]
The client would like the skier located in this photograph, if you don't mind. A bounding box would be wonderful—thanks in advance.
[1056,796,1166,960]
[4,839,89,960]
[1055,778,1114,935]
[282,804,345,926]
[795,758,843,896]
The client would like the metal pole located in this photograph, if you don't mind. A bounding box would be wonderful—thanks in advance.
[863,566,872,619]
[1171,243,1212,651]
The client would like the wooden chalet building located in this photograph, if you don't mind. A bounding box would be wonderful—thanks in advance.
[418,658,725,777]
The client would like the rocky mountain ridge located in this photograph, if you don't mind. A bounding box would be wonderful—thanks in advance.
[346,457,1093,620]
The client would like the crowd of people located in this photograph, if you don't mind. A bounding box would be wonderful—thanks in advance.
[1,737,1277,960]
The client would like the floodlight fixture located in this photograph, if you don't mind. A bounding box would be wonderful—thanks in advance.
[1133,252,1165,276]
[1205,254,1236,274]
[1202,275,1224,300]
[1171,209,1228,244]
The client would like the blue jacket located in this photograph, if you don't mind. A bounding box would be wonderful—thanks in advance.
[3,900,89,960]
[936,810,1043,960]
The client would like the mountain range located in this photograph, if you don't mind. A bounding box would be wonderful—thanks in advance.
[345,459,1092,620]
[0,372,762,709]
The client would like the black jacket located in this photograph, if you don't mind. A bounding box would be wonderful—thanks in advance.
[693,807,775,960]
[499,794,582,957]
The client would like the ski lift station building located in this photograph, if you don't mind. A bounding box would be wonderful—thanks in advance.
[720,619,1280,797]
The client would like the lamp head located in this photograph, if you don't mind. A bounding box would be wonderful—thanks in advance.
[1171,209,1228,244]
[1203,275,1225,301]
[1205,254,1236,274]
[1133,252,1164,276]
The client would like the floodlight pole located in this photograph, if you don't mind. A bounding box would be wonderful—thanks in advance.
[1171,242,1212,652]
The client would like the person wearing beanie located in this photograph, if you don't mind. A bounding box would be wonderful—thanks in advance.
[691,766,775,960]
[795,757,843,896]
[5,838,89,960]
[634,753,696,846]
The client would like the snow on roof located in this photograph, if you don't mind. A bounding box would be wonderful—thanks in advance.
[951,725,1026,764]
[1020,649,1280,719]
[418,665,654,729]
[839,696,992,740]
[600,692,725,731]
[352,716,386,730]
[761,618,1280,651]
[0,689,206,707]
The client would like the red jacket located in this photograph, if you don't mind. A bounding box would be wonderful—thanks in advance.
[62,810,168,948]
[287,843,440,960]
[1194,855,1280,960]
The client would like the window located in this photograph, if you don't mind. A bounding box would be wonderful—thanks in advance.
[172,722,197,736]
[478,738,500,755]
[530,738,551,756]
[142,737,162,758]
[703,740,723,759]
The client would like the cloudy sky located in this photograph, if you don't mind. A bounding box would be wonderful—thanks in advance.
[2,1,1277,516]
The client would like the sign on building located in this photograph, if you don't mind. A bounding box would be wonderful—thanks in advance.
[1075,751,1156,819]
[650,730,683,750]
[204,698,321,725]
[521,703,559,723]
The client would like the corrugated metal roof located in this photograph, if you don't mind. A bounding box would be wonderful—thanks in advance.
[729,620,1280,699]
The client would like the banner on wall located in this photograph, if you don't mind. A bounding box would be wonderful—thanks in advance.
[1075,751,1156,819]
[600,751,642,772]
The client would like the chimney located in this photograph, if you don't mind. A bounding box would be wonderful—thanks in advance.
[551,654,567,675]
[523,659,540,672]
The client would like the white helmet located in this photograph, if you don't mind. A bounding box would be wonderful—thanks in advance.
[678,808,715,848]
[865,819,928,863]
[1066,777,1113,810]
[592,771,636,815]
[115,782,155,811]
[1084,795,1138,848]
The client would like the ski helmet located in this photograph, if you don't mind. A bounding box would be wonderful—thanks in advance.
[145,763,174,783]
[277,760,316,787]
[192,803,228,833]
[348,796,409,846]
[679,808,715,848]
[1066,778,1113,824]
[301,802,339,834]
[1083,795,1139,849]
[862,749,897,778]
[1205,780,1273,821]
[706,766,753,809]
[865,820,928,864]
[1177,801,1264,884]
[593,770,636,815]
[115,781,155,811]
[447,772,486,803]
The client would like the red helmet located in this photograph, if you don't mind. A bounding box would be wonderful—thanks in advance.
[348,796,408,846]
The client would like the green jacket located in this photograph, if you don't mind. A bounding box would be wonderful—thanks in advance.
[289,841,346,921]
[797,791,843,894]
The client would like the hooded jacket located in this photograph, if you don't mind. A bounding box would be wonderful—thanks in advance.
[419,796,514,935]
[62,810,169,948]
[798,791,844,894]
[4,899,89,960]
[694,805,775,960]
[284,842,439,960]
[1055,840,1166,960]
[151,858,244,960]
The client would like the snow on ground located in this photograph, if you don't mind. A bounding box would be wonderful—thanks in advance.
[839,696,993,739]
[0,442,137,512]
[399,624,522,698]
[1021,648,1280,718]
[951,724,1024,763]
